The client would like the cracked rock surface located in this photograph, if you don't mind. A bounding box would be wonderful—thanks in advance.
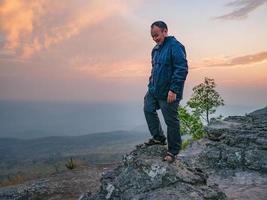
[180,107,267,200]
[80,144,226,200]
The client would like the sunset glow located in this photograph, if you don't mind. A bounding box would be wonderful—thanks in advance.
[1,0,267,106]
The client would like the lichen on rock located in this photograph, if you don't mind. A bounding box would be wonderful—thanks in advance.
[81,144,227,200]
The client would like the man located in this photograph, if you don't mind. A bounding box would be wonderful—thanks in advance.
[143,21,188,163]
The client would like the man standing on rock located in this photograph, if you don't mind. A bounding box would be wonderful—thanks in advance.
[144,21,188,163]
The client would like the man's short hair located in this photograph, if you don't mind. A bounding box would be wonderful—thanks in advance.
[151,21,168,31]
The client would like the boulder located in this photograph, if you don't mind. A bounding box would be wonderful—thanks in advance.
[80,145,227,200]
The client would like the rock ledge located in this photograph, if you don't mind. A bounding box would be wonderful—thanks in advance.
[80,145,227,200]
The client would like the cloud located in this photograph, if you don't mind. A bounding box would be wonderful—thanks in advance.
[215,0,267,20]
[192,51,267,69]
[0,0,45,50]
[0,0,131,58]
[70,55,150,79]
[0,0,150,82]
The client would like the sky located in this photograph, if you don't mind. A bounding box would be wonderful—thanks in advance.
[0,0,267,108]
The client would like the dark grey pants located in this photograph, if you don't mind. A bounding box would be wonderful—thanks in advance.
[143,91,181,155]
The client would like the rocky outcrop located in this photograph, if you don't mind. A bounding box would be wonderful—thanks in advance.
[80,145,227,200]
[180,108,267,199]
[249,106,267,116]
[183,113,267,172]
[81,107,267,200]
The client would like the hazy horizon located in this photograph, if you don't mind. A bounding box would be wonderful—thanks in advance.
[0,99,263,139]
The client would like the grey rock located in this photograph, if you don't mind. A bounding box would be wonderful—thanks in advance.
[244,149,267,171]
[180,107,267,199]
[201,113,267,171]
[81,145,227,200]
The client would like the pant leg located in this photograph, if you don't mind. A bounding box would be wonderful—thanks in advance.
[159,99,181,155]
[143,91,166,141]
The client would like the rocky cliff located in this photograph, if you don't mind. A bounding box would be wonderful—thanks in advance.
[179,107,267,199]
[80,144,226,200]
[81,106,267,200]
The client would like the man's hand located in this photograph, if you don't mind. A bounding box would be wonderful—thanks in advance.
[167,90,176,103]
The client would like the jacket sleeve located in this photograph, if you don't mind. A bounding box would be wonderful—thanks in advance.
[169,43,188,94]
[148,48,156,87]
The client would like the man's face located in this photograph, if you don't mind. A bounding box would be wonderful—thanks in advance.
[151,25,168,45]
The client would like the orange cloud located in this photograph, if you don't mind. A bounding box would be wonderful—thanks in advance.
[70,55,150,78]
[204,51,267,66]
[0,0,131,58]
[42,2,125,49]
[0,0,45,50]
[191,51,267,70]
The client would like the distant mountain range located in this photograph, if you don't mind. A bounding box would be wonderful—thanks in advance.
[0,100,260,139]
[0,100,146,139]
[0,130,149,186]
[0,130,148,164]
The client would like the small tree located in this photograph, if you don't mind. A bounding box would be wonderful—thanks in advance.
[179,105,206,140]
[187,77,224,124]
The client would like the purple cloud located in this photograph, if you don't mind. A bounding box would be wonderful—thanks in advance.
[215,0,267,20]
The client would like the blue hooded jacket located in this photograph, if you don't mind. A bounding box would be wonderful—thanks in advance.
[148,36,188,100]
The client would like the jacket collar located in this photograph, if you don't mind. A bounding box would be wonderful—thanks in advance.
[154,36,173,50]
